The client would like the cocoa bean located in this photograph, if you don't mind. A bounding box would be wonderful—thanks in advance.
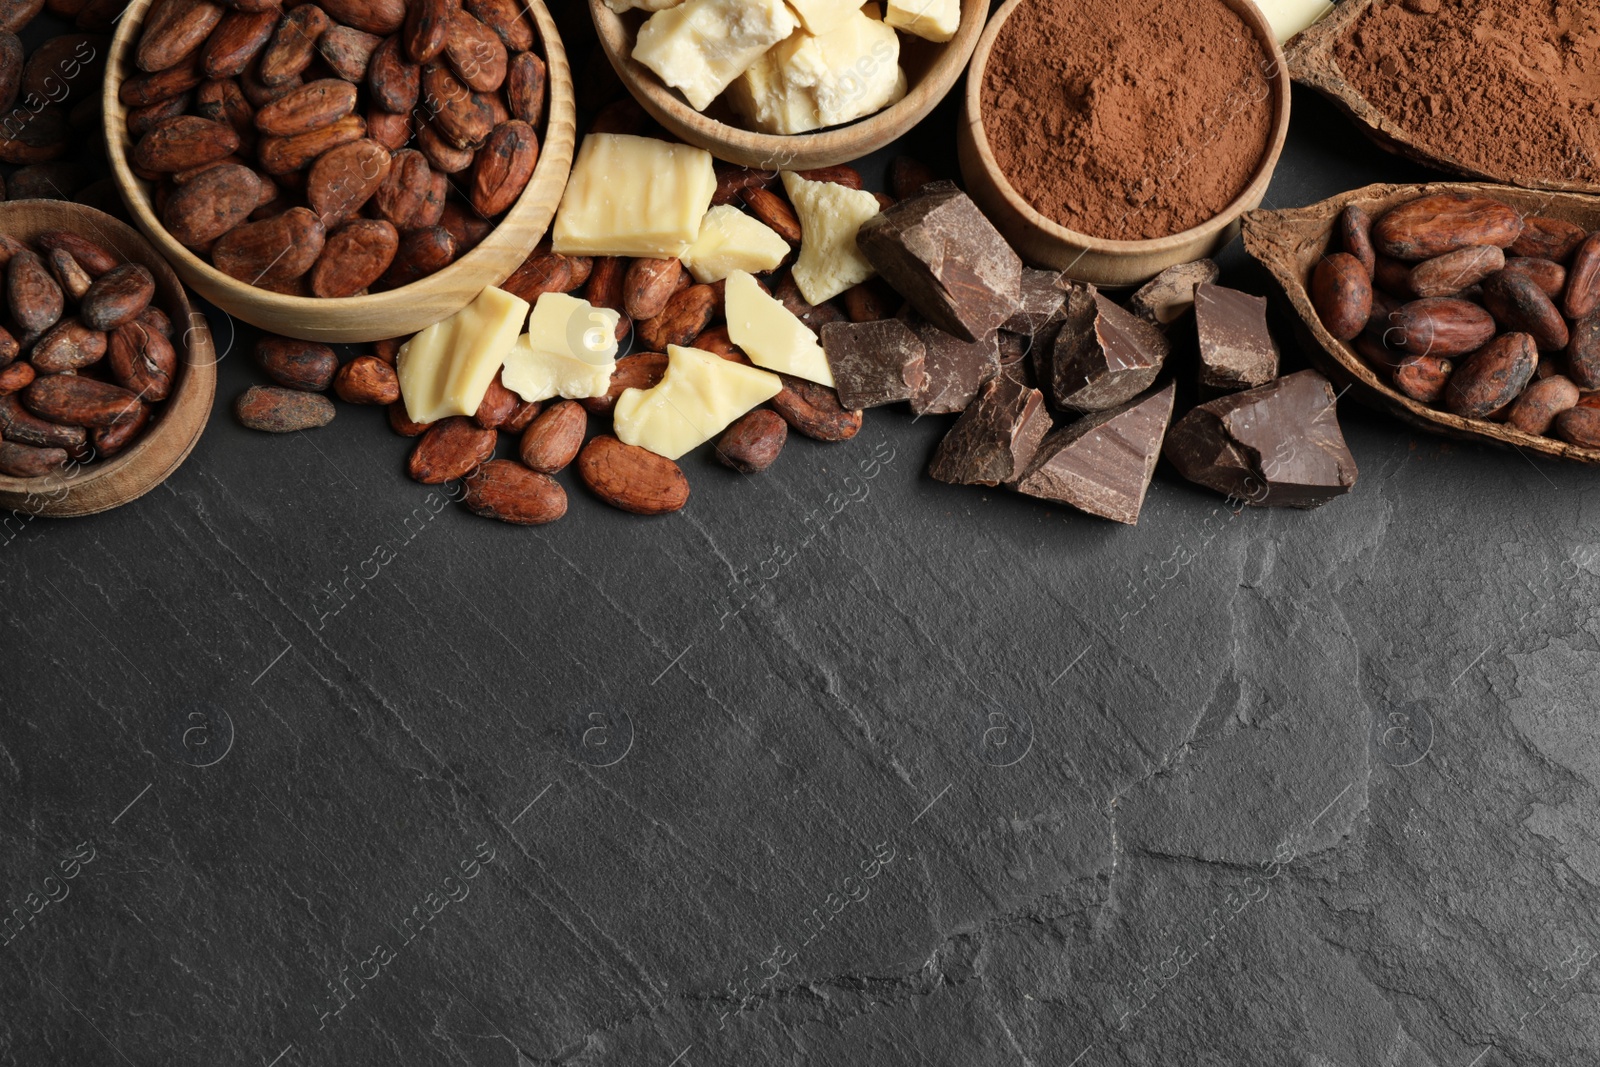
[636,283,716,352]
[1565,232,1600,321]
[438,200,490,254]
[36,230,115,275]
[0,393,85,448]
[44,248,92,301]
[1310,252,1371,341]
[367,33,418,113]
[371,147,429,228]
[7,250,63,336]
[253,78,356,136]
[742,186,801,244]
[715,408,786,472]
[1510,216,1587,263]
[408,415,493,483]
[0,33,25,114]
[415,120,472,173]
[30,318,106,373]
[577,434,688,515]
[1567,310,1600,390]
[194,77,256,149]
[333,354,398,403]
[365,105,410,149]
[1507,374,1580,436]
[463,0,531,52]
[0,360,32,393]
[580,351,664,416]
[517,398,583,472]
[0,0,41,35]
[387,399,430,436]
[1443,333,1538,418]
[501,244,582,303]
[80,263,156,332]
[138,0,225,73]
[0,439,67,477]
[318,25,381,81]
[403,0,451,63]
[236,384,335,430]
[1482,269,1569,352]
[127,93,191,139]
[121,57,204,108]
[1392,354,1452,404]
[504,50,544,126]
[256,3,330,86]
[201,8,277,78]
[212,206,325,284]
[442,9,504,92]
[1372,193,1525,261]
[461,459,565,525]
[378,224,453,288]
[162,162,259,247]
[501,398,538,433]
[23,374,142,427]
[469,118,536,217]
[0,104,70,165]
[93,401,151,457]
[1501,257,1567,300]
[1339,203,1376,276]
[1408,245,1503,299]
[133,114,240,172]
[624,258,683,322]
[319,0,403,35]
[1387,298,1497,358]
[22,34,107,106]
[420,62,490,149]
[256,113,364,174]
[769,374,861,441]
[106,320,177,400]
[306,137,390,226]
[0,325,16,367]
[255,335,337,390]
[310,218,397,297]
[1554,406,1600,448]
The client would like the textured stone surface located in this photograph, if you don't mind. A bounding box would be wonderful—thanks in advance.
[1,39,1597,1067]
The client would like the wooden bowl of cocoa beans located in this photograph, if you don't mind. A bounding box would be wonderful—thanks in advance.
[101,0,576,344]
[0,200,217,517]
[1244,181,1600,463]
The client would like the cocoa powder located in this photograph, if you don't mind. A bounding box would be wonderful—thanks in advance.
[1336,0,1600,186]
[980,0,1276,241]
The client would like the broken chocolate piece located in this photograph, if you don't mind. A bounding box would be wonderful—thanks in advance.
[1163,370,1358,508]
[1128,259,1220,325]
[902,311,1000,416]
[997,330,1029,366]
[820,319,927,410]
[1013,383,1176,525]
[1002,268,1067,335]
[1041,285,1171,413]
[927,374,1051,487]
[1195,283,1280,391]
[857,185,1023,343]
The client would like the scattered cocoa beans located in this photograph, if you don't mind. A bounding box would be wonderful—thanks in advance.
[518,399,584,473]
[461,459,566,524]
[256,335,337,390]
[577,435,689,515]
[715,409,786,473]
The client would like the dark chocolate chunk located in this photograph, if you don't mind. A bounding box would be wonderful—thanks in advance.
[1002,268,1067,335]
[927,374,1051,487]
[820,319,927,410]
[1195,283,1280,391]
[1040,284,1171,413]
[997,330,1029,366]
[902,311,1000,416]
[1013,382,1176,525]
[1128,259,1220,325]
[1163,370,1358,508]
[857,186,1023,343]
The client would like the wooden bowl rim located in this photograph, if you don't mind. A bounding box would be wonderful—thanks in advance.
[1242,180,1600,464]
[962,0,1292,254]
[0,201,216,513]
[103,0,576,325]
[588,0,987,159]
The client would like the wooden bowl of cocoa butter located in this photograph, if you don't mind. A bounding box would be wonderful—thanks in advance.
[0,201,216,518]
[959,0,1291,288]
[102,0,577,345]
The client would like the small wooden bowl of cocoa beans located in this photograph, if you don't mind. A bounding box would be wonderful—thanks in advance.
[102,0,577,344]
[0,200,217,517]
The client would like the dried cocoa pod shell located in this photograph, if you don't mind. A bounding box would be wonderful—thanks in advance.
[306,137,390,226]
[1564,232,1600,322]
[0,104,71,164]
[365,105,410,150]
[1392,354,1452,404]
[257,113,363,174]
[715,408,786,473]
[371,147,429,227]
[421,63,490,149]
[461,460,565,525]
[127,93,191,139]
[36,230,115,275]
[0,393,85,448]
[577,435,687,515]
[438,199,490,253]
[122,55,206,108]
[1567,310,1600,391]
[387,399,430,436]
[410,170,446,230]
[408,415,493,483]
[636,283,716,352]
[81,263,155,332]
[469,119,535,217]
[1443,332,1537,418]
[504,56,546,133]
[30,318,106,373]
[22,33,107,105]
[8,250,63,336]
[623,258,683,322]
[319,0,402,35]
[1387,297,1497,358]
[378,224,453,288]
[310,218,397,297]
[517,398,583,472]
[501,244,581,303]
[768,373,862,442]
[134,114,240,172]
[1372,194,1525,262]
[580,351,664,416]
[403,0,451,64]
[1338,204,1376,276]
[106,320,177,400]
[138,0,225,73]
[92,401,152,458]
[212,206,325,284]
[0,439,66,476]
[1311,252,1372,341]
[317,24,381,82]
[44,248,93,301]
[236,384,335,431]
[1507,374,1580,436]
[0,0,42,34]
[333,354,398,404]
[442,10,505,92]
[256,334,336,390]
[463,0,531,52]
[162,161,260,247]
[24,374,143,427]
[1408,245,1504,300]
[415,120,472,173]
[0,361,35,395]
[257,3,330,87]
[742,186,801,244]
[367,33,418,113]
[1510,216,1587,263]
[201,8,276,78]
[253,77,355,136]
[1482,269,1569,352]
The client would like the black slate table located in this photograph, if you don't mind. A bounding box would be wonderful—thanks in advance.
[4,13,1597,1067]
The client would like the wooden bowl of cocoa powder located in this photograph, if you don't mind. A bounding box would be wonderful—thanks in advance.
[959,0,1291,287]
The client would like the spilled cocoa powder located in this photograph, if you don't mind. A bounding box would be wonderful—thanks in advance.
[980,0,1276,242]
[1335,0,1600,185]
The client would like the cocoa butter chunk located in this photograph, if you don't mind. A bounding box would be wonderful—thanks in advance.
[1163,370,1358,509]
[1040,285,1171,413]
[856,185,1023,342]
[820,319,926,409]
[1001,267,1067,336]
[1013,382,1176,525]
[1128,259,1220,326]
[902,311,1000,416]
[927,373,1051,487]
[1194,283,1279,391]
